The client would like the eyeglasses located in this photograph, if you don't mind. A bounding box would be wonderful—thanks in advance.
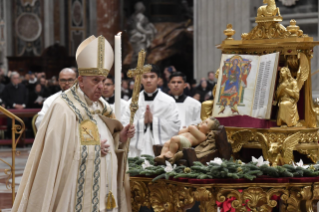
[59,79,75,83]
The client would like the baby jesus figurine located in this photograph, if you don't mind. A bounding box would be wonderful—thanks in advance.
[154,117,220,164]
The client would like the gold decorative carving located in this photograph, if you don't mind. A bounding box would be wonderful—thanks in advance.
[130,177,319,212]
[227,127,319,165]
[241,22,289,40]
[257,0,281,18]
[286,186,313,212]
[217,187,289,211]
[174,186,195,210]
[193,187,212,202]
[287,20,300,37]
[296,149,318,163]
[149,181,176,212]
[149,181,195,212]
[130,181,150,212]
[224,24,235,40]
[193,187,217,212]
[217,188,244,211]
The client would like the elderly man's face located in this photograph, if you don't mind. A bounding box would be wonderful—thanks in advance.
[79,76,106,102]
[11,74,20,85]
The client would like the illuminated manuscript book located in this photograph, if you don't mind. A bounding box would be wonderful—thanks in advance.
[213,52,280,119]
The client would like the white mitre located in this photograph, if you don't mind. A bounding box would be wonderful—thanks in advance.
[76,35,114,77]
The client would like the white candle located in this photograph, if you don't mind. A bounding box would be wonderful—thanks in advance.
[114,32,122,120]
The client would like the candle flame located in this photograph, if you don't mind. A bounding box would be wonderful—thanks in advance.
[116,32,122,36]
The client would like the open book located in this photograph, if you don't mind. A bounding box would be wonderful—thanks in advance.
[213,52,279,119]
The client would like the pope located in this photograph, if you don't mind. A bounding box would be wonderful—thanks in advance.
[12,35,134,212]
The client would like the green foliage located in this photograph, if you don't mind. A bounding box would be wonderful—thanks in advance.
[128,156,319,182]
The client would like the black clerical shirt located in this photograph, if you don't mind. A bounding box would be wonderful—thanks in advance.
[2,83,28,108]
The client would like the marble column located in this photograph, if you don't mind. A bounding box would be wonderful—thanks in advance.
[96,0,120,47]
[194,0,250,80]
[44,0,54,48]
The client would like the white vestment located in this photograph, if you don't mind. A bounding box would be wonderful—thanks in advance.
[12,84,130,212]
[122,90,181,157]
[176,96,202,129]
[109,99,129,125]
[35,91,62,129]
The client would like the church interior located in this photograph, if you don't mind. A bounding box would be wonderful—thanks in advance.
[1,0,319,211]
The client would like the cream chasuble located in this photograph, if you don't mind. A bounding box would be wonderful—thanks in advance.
[12,84,130,212]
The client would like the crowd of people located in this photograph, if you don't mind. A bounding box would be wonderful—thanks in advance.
[0,69,74,109]
[0,65,216,111]
[0,65,216,139]
[121,66,216,102]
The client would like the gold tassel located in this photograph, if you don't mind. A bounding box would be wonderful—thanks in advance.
[106,190,117,209]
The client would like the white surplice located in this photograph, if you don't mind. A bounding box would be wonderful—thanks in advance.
[35,91,62,129]
[109,99,129,125]
[176,96,202,129]
[122,90,181,157]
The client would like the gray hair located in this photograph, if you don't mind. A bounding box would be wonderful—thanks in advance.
[11,71,19,79]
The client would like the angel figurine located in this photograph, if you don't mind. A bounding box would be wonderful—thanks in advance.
[276,54,309,127]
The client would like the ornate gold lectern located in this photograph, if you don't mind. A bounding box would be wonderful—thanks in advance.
[213,2,319,166]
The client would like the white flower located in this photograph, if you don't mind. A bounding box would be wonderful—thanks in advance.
[142,159,152,169]
[293,159,309,169]
[164,161,176,172]
[252,156,269,167]
[207,157,223,165]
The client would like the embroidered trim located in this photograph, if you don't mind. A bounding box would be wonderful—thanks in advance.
[102,101,113,117]
[92,145,101,212]
[78,36,108,77]
[71,87,97,124]
[61,92,83,123]
[75,145,88,212]
[78,68,109,77]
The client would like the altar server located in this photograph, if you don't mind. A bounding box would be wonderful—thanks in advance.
[102,76,128,124]
[122,64,181,157]
[168,72,201,129]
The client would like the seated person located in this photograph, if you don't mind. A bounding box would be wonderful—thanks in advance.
[155,117,220,164]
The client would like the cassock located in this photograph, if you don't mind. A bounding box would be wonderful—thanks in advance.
[173,94,202,129]
[35,90,62,129]
[104,95,129,124]
[123,89,180,157]
[12,85,130,212]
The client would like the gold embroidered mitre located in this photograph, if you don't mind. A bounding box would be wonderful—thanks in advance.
[76,35,114,77]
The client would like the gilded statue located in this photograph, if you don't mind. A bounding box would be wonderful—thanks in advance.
[154,117,220,164]
[200,69,219,120]
[257,0,281,17]
[230,130,300,166]
[276,54,309,127]
[258,132,300,166]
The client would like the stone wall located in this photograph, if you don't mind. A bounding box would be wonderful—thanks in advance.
[194,0,250,80]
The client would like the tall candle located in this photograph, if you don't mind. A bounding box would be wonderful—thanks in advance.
[114,32,122,120]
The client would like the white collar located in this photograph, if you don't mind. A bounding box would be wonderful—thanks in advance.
[144,89,158,97]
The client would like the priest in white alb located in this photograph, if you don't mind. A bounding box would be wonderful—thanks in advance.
[122,64,181,157]
[12,35,134,212]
